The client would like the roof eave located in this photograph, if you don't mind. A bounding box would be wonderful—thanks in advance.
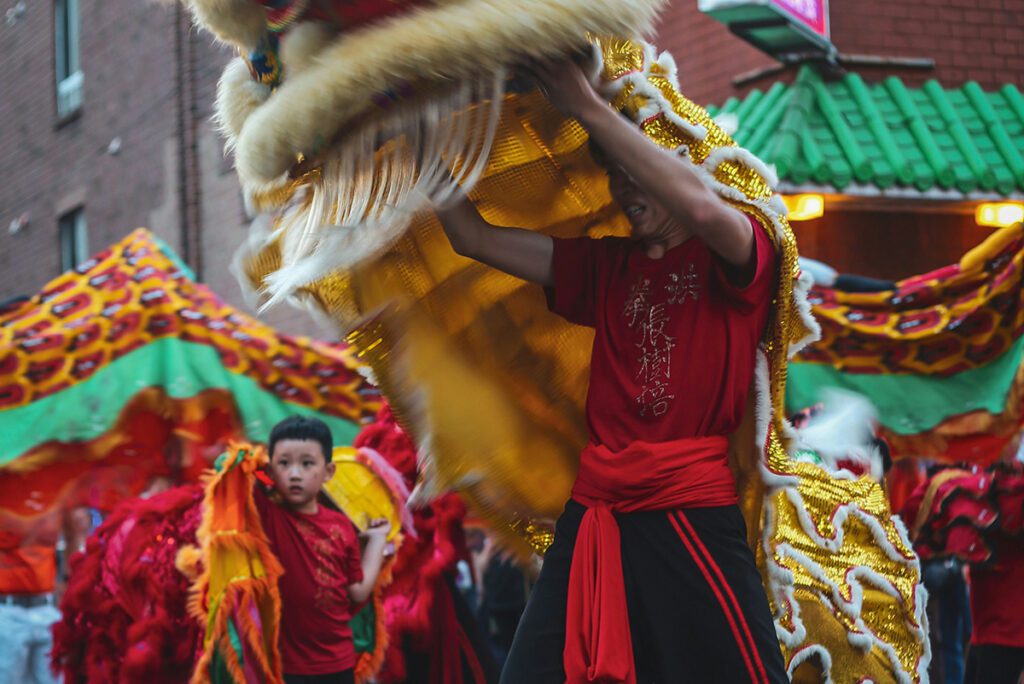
[777,180,1024,204]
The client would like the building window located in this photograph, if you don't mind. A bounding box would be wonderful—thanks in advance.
[59,209,88,271]
[55,0,82,118]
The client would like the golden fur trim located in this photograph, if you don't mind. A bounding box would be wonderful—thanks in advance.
[279,21,336,75]
[186,0,267,51]
[229,0,666,185]
[215,57,271,154]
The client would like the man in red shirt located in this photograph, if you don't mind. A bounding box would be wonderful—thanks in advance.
[437,57,789,683]
[255,415,391,684]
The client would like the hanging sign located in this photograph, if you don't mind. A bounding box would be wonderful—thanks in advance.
[699,0,833,59]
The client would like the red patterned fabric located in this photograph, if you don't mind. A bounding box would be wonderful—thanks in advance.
[904,464,1024,565]
[798,229,1024,377]
[546,218,775,448]
[903,463,1024,648]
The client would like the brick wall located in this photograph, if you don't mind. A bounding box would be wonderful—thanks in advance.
[652,4,776,106]
[829,0,1023,89]
[654,0,1024,106]
[1,0,186,300]
[0,0,324,336]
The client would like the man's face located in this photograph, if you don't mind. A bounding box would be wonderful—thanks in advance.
[606,165,672,240]
[269,439,334,511]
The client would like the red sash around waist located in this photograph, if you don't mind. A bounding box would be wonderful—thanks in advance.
[564,436,737,684]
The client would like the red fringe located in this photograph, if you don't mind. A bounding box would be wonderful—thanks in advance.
[353,405,418,491]
[52,485,205,683]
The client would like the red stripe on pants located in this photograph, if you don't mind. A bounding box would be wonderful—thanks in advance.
[667,511,764,684]
[674,511,770,684]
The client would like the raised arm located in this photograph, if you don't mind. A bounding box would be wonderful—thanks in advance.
[436,198,555,287]
[348,518,390,605]
[528,58,755,268]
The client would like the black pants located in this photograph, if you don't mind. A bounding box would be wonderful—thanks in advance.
[501,501,789,684]
[284,670,355,684]
[965,644,1024,684]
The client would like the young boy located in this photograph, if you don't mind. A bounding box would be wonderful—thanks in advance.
[255,415,390,684]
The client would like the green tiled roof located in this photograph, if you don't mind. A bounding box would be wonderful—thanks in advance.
[707,67,1024,197]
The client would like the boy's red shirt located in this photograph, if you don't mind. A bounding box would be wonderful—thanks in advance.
[254,487,364,675]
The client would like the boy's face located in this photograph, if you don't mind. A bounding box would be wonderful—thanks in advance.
[269,439,335,511]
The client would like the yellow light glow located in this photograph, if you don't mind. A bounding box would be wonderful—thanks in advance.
[976,203,1024,228]
[783,194,825,221]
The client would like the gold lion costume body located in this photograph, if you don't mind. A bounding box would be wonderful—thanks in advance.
[184,2,931,680]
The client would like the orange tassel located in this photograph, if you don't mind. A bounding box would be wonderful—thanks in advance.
[188,443,285,684]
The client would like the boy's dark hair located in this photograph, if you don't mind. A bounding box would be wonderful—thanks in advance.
[268,415,333,464]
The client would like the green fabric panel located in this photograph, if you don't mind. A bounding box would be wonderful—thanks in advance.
[351,602,377,654]
[786,336,1024,435]
[227,618,245,670]
[0,338,360,465]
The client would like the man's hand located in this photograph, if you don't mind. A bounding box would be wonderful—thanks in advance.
[520,54,603,121]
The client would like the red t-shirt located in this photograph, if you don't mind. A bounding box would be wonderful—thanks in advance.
[970,537,1024,648]
[254,488,364,675]
[547,216,775,450]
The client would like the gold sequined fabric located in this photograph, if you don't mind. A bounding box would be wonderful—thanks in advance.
[766,462,928,682]
[237,37,928,682]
